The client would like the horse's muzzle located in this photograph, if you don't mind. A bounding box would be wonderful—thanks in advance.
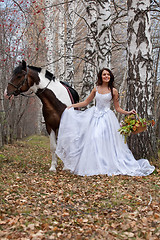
[4,89,15,100]
[12,90,21,96]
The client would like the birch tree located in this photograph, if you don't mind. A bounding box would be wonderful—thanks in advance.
[126,0,158,160]
[81,0,97,101]
[97,0,112,70]
[151,1,160,139]
[65,0,76,87]
[58,6,65,82]
[44,0,55,73]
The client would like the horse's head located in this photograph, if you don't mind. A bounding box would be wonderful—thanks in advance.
[5,60,30,98]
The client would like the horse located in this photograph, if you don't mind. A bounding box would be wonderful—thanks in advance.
[4,60,79,171]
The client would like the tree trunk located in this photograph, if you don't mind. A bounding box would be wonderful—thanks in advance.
[97,0,112,71]
[0,71,4,147]
[44,0,55,74]
[58,6,65,82]
[127,0,158,160]
[81,0,97,102]
[65,0,76,87]
[154,49,160,137]
[117,68,127,122]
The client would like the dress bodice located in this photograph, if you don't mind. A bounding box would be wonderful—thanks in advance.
[94,91,112,117]
[95,91,112,110]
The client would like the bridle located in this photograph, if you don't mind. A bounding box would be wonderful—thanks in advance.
[8,67,54,98]
[8,69,29,96]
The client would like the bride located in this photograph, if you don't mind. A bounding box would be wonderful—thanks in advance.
[55,68,155,176]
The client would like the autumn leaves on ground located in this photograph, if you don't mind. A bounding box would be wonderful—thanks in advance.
[0,136,159,240]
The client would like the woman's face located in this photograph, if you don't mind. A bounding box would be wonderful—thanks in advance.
[102,70,110,83]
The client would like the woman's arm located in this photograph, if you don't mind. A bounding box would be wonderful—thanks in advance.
[113,88,136,115]
[67,87,96,109]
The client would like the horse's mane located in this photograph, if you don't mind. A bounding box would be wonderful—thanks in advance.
[27,65,55,81]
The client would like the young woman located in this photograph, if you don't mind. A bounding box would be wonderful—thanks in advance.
[56,68,155,176]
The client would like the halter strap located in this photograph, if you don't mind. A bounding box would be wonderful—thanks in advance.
[36,79,53,96]
[8,68,28,90]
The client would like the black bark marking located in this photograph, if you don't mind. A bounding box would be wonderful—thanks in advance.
[136,21,149,47]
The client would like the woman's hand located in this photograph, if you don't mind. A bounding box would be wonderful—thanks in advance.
[128,109,136,115]
[67,105,73,109]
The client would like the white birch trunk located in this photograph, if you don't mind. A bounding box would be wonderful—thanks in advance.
[154,49,160,139]
[81,0,97,101]
[97,0,112,70]
[117,69,127,122]
[127,0,158,159]
[44,0,55,74]
[65,0,76,87]
[58,7,65,82]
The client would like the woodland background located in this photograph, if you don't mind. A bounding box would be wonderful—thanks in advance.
[0,0,160,160]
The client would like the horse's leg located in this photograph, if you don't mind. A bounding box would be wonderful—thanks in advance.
[49,130,57,171]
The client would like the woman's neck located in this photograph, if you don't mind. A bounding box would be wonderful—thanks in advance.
[101,82,109,89]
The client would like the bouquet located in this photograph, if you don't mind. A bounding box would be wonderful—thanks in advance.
[118,114,155,143]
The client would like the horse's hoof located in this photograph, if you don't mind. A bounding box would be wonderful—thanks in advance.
[49,167,56,172]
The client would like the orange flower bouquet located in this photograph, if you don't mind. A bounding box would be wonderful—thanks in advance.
[118,114,155,143]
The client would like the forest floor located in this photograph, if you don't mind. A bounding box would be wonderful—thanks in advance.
[0,135,160,240]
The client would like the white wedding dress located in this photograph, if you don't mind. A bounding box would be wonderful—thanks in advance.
[56,90,155,176]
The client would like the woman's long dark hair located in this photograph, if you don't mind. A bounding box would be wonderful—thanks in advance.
[96,68,114,98]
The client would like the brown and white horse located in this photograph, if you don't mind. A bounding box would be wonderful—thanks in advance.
[4,60,79,171]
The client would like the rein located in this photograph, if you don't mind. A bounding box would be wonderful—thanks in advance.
[21,79,53,98]
[36,79,53,96]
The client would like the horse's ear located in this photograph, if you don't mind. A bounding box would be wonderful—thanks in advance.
[22,60,27,71]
